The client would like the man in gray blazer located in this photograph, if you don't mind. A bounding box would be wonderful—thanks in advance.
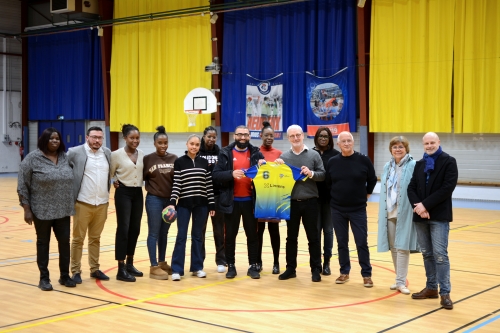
[67,126,111,283]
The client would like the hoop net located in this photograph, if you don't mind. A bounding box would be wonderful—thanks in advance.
[185,110,201,127]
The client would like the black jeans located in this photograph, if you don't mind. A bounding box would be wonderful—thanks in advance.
[33,215,71,280]
[331,207,372,277]
[224,200,259,265]
[257,221,280,265]
[285,198,322,272]
[202,196,226,266]
[114,185,144,260]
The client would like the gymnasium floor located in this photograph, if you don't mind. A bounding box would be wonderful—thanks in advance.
[0,173,499,333]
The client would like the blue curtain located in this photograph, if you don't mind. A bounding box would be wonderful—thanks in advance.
[28,29,104,121]
[221,0,357,132]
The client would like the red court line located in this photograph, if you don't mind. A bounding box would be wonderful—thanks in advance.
[96,256,403,312]
[0,216,9,224]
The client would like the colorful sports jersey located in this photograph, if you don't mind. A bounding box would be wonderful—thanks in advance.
[245,162,306,220]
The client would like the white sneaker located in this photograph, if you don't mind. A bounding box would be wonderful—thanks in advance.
[217,265,226,273]
[390,283,398,290]
[192,270,206,278]
[172,273,181,281]
[397,285,410,295]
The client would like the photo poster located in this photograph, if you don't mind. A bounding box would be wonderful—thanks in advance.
[306,68,350,138]
[246,73,284,140]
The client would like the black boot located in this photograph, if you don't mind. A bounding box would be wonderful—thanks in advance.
[322,257,331,276]
[126,256,143,277]
[117,262,136,282]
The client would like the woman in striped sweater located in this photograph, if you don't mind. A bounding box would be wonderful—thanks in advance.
[167,134,215,281]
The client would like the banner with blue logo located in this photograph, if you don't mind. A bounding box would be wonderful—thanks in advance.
[246,73,284,140]
[305,67,353,137]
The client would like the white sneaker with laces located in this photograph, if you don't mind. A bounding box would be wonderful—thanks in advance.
[172,273,181,281]
[217,265,226,273]
[390,283,398,290]
[397,285,410,295]
[192,270,206,278]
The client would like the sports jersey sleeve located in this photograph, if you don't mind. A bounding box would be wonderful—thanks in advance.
[288,164,307,182]
[243,164,259,179]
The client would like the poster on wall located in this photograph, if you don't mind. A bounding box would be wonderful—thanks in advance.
[246,73,283,140]
[305,68,350,137]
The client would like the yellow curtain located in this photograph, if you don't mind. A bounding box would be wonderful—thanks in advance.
[454,0,500,133]
[369,0,455,132]
[110,0,212,133]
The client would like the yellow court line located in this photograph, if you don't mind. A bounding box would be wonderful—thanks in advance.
[0,275,252,332]
[450,219,500,233]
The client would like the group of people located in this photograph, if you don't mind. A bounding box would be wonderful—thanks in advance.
[17,123,457,310]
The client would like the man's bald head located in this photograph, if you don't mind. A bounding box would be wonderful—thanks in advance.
[422,132,440,155]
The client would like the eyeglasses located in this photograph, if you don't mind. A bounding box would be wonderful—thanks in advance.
[318,135,329,139]
[89,136,104,141]
[235,133,249,138]
[288,133,302,139]
[391,145,405,150]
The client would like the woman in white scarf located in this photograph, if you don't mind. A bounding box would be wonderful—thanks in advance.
[377,136,418,294]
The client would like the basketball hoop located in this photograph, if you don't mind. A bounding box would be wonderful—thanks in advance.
[185,110,202,127]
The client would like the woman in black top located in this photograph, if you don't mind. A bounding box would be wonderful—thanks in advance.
[313,127,339,275]
[17,127,76,290]
[198,126,227,273]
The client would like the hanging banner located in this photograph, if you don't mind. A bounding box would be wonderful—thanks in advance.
[306,68,350,137]
[246,73,284,140]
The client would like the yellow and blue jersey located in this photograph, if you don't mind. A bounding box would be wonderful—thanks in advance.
[244,162,306,220]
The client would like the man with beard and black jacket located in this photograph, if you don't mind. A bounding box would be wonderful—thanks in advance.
[197,126,227,274]
[212,125,264,279]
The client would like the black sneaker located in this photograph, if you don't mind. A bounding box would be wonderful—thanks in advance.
[256,263,263,272]
[247,264,261,279]
[72,273,82,284]
[90,270,110,281]
[272,264,280,274]
[59,275,77,287]
[312,269,322,282]
[38,279,53,291]
[278,269,297,280]
[226,264,237,279]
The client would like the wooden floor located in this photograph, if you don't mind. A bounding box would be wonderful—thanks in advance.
[1,175,499,333]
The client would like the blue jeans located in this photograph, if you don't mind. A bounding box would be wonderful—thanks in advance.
[317,202,334,259]
[414,221,451,295]
[331,207,372,277]
[145,194,171,266]
[171,204,208,275]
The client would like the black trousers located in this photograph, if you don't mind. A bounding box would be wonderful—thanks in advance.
[285,198,322,272]
[257,221,280,265]
[33,215,71,280]
[224,200,259,265]
[114,185,144,260]
[202,196,226,266]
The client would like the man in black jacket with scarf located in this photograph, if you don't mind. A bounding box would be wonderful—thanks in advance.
[407,132,458,310]
[212,125,264,279]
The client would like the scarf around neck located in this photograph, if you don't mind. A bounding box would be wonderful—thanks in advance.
[423,146,443,173]
[386,153,412,213]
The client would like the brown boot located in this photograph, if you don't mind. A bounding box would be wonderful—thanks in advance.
[440,295,453,309]
[159,261,173,275]
[149,266,169,280]
[411,287,439,299]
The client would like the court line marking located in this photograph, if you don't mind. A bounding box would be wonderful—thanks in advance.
[0,276,257,332]
[450,219,500,233]
[378,284,500,332]
[0,277,249,333]
[0,304,111,329]
[450,309,500,333]
[2,217,499,330]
